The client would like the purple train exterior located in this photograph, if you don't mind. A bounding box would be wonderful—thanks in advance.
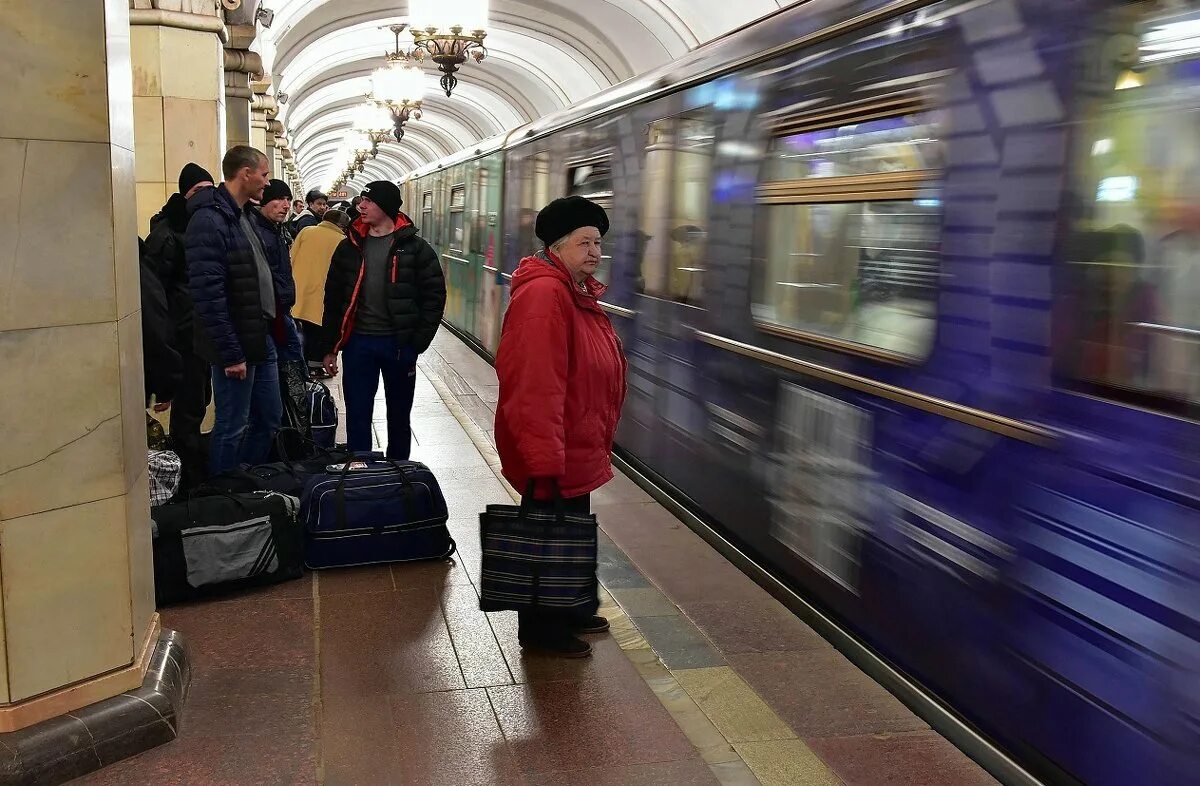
[404,1,1200,782]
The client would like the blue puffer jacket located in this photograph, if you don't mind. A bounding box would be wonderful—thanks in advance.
[185,185,284,367]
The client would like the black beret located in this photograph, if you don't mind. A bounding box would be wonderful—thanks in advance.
[535,196,609,246]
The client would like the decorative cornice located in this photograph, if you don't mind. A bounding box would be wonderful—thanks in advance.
[223,48,264,79]
[128,8,228,44]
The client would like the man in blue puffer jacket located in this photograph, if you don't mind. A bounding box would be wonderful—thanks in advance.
[185,145,286,474]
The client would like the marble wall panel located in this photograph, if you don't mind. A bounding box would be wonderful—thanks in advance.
[0,2,110,144]
[125,469,155,651]
[0,323,124,521]
[133,96,166,184]
[117,311,148,493]
[112,145,141,320]
[158,27,222,101]
[105,0,134,152]
[1,496,134,701]
[130,26,162,97]
[162,98,222,187]
[0,140,118,333]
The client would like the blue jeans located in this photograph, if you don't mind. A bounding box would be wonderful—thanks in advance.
[341,333,416,459]
[209,340,283,474]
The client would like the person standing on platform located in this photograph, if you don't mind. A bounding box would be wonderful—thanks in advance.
[320,181,445,459]
[186,146,283,475]
[291,208,350,378]
[144,162,215,487]
[493,196,628,657]
[290,189,328,236]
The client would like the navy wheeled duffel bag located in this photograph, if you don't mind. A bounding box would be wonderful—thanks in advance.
[299,458,456,569]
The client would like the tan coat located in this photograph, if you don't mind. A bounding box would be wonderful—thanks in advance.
[290,221,345,324]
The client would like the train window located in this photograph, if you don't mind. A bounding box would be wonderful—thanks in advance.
[517,151,551,257]
[563,154,612,285]
[566,157,613,211]
[1058,4,1200,415]
[470,167,488,255]
[639,112,715,304]
[449,184,466,251]
[753,108,941,361]
[766,113,942,181]
[421,190,433,242]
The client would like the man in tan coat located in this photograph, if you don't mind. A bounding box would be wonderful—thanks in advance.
[290,208,350,377]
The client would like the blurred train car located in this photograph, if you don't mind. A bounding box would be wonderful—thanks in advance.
[401,1,1200,783]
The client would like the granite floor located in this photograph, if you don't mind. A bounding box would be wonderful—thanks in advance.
[72,330,998,786]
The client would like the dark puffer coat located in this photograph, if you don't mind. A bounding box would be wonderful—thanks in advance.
[185,185,285,367]
[144,192,196,352]
[248,207,297,313]
[320,214,446,357]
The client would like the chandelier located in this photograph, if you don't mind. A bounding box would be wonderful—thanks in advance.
[368,26,428,141]
[408,0,489,97]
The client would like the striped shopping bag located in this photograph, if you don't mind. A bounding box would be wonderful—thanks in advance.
[478,492,598,613]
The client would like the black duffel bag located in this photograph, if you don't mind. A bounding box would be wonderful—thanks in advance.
[151,490,303,606]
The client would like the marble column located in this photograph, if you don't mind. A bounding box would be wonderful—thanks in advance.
[129,1,226,235]
[0,0,184,753]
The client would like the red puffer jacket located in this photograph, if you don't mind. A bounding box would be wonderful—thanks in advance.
[495,251,628,500]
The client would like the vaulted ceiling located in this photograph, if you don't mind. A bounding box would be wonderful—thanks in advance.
[256,0,789,190]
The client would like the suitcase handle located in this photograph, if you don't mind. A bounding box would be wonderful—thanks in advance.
[333,458,417,531]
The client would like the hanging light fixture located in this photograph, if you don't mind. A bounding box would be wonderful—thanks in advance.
[408,0,488,97]
[369,24,428,141]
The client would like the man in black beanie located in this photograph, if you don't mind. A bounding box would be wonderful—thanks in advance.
[320,180,446,459]
[143,162,216,488]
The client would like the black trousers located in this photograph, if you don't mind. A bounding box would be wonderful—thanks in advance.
[170,349,212,489]
[517,492,598,636]
[297,319,326,365]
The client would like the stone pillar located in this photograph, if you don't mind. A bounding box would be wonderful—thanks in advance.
[0,5,188,781]
[249,82,276,160]
[223,25,260,152]
[129,0,226,234]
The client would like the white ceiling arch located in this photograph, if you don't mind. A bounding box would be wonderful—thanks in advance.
[258,0,789,188]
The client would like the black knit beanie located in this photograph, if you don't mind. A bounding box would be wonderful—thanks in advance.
[359,181,403,220]
[261,179,293,205]
[178,162,214,195]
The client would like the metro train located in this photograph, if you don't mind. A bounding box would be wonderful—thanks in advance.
[397,1,1200,783]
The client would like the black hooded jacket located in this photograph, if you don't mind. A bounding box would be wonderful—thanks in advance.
[320,213,446,357]
[144,191,197,351]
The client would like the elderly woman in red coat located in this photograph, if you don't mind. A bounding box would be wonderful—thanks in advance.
[494,196,628,658]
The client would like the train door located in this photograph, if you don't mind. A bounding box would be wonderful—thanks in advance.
[474,153,505,354]
[624,102,718,483]
[443,177,474,334]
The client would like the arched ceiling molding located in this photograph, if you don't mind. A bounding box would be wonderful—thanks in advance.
[266,0,683,86]
[275,24,598,116]
[282,54,553,134]
[291,105,464,161]
[286,71,493,142]
[299,124,447,170]
[299,139,423,181]
[285,75,517,143]
[292,108,457,160]
[666,0,785,43]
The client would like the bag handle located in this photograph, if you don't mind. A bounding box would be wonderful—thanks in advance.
[183,486,251,526]
[333,458,416,530]
[519,477,567,523]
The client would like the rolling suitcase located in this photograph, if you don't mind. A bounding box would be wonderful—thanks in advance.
[151,490,303,605]
[300,458,455,570]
